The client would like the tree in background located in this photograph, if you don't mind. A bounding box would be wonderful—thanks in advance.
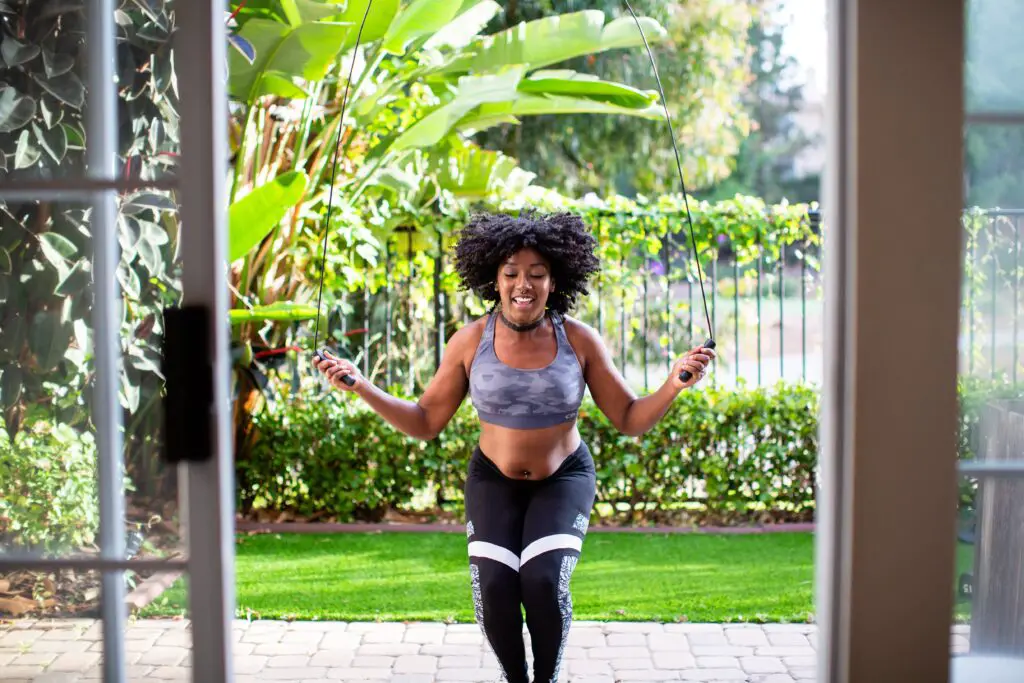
[473,0,754,198]
[703,0,820,204]
[964,0,1024,208]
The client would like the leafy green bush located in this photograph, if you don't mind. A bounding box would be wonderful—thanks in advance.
[240,381,819,525]
[239,378,1018,526]
[0,423,98,554]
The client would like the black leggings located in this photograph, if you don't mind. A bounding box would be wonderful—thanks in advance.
[464,441,597,683]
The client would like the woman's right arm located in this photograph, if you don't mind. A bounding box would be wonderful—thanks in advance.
[314,323,478,441]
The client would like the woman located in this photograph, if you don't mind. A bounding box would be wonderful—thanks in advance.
[313,211,714,683]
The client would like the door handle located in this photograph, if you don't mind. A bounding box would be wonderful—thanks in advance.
[162,305,213,463]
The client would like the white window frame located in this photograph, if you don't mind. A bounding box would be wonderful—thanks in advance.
[0,1,234,681]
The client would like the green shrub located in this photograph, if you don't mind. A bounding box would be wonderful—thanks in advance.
[0,423,99,554]
[239,381,820,525]
[239,378,1019,526]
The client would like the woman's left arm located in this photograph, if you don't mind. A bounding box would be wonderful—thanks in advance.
[566,320,715,437]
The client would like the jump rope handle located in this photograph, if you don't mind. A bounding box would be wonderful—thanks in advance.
[313,350,356,387]
[679,339,716,383]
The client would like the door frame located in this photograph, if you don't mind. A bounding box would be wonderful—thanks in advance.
[816,1,965,681]
[0,1,234,681]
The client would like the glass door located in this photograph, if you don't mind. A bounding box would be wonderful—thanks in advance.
[817,0,1024,681]
[0,1,233,681]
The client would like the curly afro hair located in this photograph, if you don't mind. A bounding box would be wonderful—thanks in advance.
[452,211,601,314]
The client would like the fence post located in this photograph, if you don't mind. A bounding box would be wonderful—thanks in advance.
[434,229,444,373]
[596,215,604,337]
[663,212,672,375]
[779,242,785,381]
[1015,216,1020,385]
[757,232,763,386]
[403,226,415,395]
[734,258,740,382]
[710,255,717,386]
[619,213,627,374]
[642,214,649,392]
[362,282,370,378]
[385,238,392,388]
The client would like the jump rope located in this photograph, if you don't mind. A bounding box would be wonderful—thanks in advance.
[312,1,715,386]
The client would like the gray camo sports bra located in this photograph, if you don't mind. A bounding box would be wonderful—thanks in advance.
[468,309,586,429]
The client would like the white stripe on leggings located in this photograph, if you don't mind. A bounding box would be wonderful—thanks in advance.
[468,541,520,572]
[520,534,582,567]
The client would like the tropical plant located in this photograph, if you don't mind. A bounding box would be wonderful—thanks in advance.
[473,0,756,197]
[219,0,675,453]
[0,0,180,468]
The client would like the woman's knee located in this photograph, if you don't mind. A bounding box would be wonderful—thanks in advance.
[520,553,577,605]
[473,561,520,613]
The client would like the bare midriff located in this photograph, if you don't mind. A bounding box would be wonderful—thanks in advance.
[477,421,582,480]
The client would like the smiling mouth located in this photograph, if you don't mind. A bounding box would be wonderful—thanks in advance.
[512,296,535,307]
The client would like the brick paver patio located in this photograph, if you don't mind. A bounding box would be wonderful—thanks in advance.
[0,619,972,682]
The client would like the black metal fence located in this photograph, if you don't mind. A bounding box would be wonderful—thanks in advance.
[325,209,1022,394]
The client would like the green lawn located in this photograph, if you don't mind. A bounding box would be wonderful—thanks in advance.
[142,532,975,624]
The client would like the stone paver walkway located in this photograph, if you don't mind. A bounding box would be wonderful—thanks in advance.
[0,619,972,682]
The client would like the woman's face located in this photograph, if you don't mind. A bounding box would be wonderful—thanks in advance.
[495,247,553,323]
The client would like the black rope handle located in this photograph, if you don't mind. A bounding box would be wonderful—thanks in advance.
[623,0,716,381]
[311,0,376,387]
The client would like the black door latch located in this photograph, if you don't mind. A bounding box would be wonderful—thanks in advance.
[162,305,214,463]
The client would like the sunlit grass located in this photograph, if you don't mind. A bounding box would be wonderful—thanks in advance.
[144,531,977,623]
[145,532,820,622]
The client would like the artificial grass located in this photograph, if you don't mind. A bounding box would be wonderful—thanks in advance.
[142,531,975,623]
[146,531,815,622]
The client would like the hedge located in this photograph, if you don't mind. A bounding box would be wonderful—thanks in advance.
[0,379,1016,552]
[238,378,1019,527]
[238,381,815,525]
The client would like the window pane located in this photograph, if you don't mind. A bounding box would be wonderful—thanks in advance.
[953,3,1024,675]
[0,192,185,569]
[0,2,179,184]
[965,0,1024,116]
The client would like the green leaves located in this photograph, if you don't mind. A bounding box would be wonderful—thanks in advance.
[32,71,86,109]
[388,67,525,152]
[599,14,667,52]
[228,171,309,263]
[1,36,39,66]
[380,0,463,55]
[29,310,73,372]
[331,0,400,50]
[228,19,353,103]
[229,301,319,325]
[0,365,23,409]
[226,0,397,101]
[36,232,78,277]
[458,94,662,136]
[434,140,533,199]
[423,0,501,51]
[442,10,668,75]
[517,70,658,109]
[0,85,36,133]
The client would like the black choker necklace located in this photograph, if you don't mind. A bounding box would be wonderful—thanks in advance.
[498,308,545,332]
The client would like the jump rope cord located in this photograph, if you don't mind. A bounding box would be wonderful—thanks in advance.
[622,0,714,346]
[312,0,375,357]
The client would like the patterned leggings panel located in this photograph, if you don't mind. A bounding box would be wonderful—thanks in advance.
[464,442,597,683]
